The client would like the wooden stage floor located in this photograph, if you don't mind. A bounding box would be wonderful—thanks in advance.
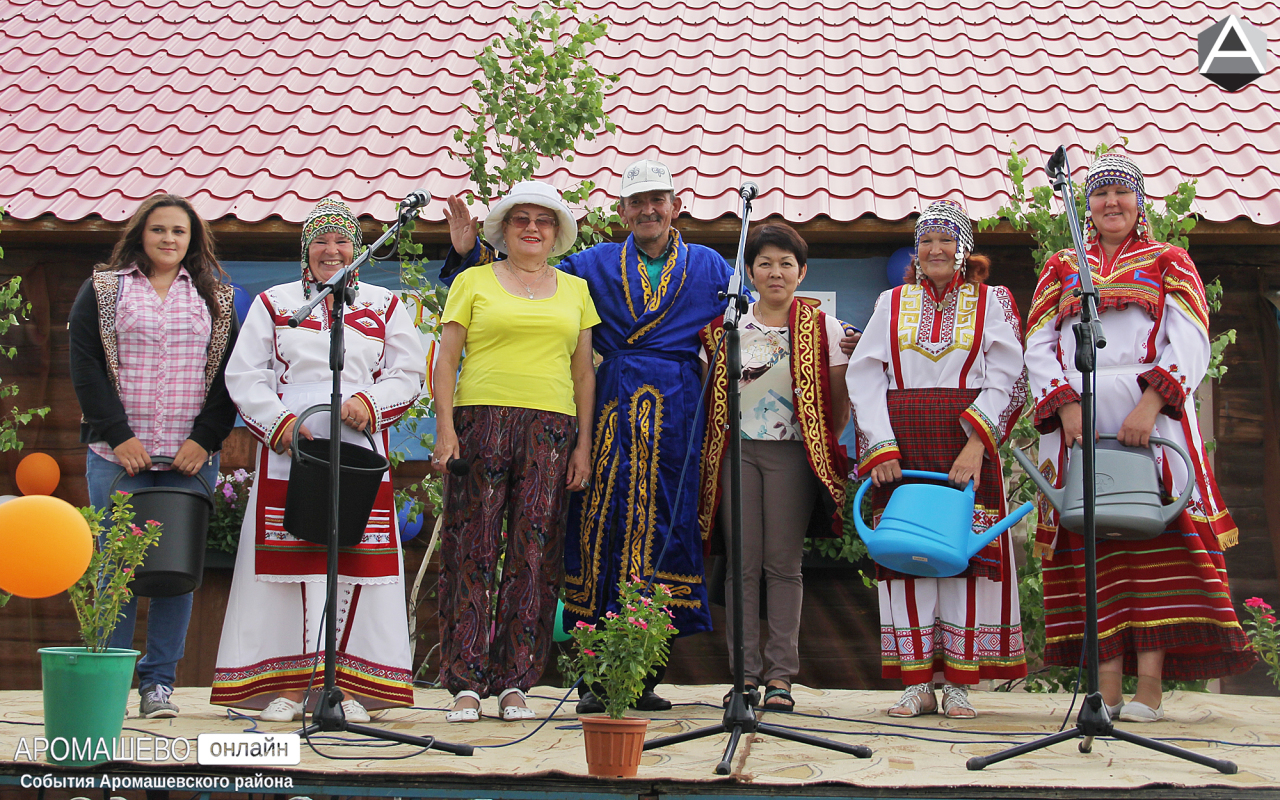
[1,685,1278,799]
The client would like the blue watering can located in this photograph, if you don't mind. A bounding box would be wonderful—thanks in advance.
[853,470,1034,578]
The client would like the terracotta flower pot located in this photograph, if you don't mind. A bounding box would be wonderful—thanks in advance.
[580,715,649,777]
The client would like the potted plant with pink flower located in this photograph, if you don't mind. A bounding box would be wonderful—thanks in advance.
[560,577,679,777]
[1243,597,1280,692]
[40,491,162,766]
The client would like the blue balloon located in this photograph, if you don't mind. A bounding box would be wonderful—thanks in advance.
[397,504,425,542]
[231,283,254,324]
[886,246,915,288]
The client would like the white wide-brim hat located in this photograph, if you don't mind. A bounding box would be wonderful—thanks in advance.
[482,181,579,258]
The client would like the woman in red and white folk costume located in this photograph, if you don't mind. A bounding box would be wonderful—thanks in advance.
[211,199,426,723]
[1026,154,1254,722]
[846,200,1028,719]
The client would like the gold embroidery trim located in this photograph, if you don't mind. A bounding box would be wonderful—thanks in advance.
[790,302,844,509]
[563,401,620,619]
[696,324,731,542]
[623,385,664,581]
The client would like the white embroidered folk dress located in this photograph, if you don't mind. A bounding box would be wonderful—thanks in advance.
[211,281,426,710]
[846,281,1028,685]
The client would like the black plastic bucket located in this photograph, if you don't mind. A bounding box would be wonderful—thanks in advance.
[283,404,389,548]
[109,456,213,598]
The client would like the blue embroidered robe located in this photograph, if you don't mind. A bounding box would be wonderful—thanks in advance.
[441,231,734,635]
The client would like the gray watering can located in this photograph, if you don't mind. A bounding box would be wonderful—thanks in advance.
[1012,434,1195,540]
[853,470,1034,578]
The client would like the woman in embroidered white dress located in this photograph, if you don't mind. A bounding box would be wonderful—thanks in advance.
[846,200,1028,719]
[211,199,426,723]
[1026,154,1253,722]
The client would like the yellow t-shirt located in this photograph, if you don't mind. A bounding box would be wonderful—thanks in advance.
[442,264,600,416]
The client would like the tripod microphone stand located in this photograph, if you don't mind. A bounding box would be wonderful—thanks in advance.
[966,147,1233,774]
[290,194,471,757]
[642,182,873,774]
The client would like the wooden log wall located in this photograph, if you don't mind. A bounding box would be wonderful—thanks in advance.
[0,230,1274,697]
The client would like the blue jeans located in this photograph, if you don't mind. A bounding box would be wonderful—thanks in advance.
[86,450,220,691]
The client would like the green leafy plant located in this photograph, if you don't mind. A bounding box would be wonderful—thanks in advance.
[68,492,163,652]
[452,0,620,254]
[207,469,252,555]
[1243,597,1280,692]
[806,481,875,588]
[0,209,51,453]
[560,578,678,719]
[0,208,52,608]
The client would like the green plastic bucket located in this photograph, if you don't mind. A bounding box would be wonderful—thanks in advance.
[39,646,139,766]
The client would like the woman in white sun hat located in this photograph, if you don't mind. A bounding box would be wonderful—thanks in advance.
[433,181,600,722]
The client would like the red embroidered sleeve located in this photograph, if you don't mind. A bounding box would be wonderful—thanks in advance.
[1033,383,1081,434]
[1138,366,1187,420]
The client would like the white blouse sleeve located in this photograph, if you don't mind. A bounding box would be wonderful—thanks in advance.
[960,285,1028,456]
[225,294,293,449]
[845,290,900,470]
[353,295,427,433]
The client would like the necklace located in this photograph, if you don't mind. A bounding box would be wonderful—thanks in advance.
[506,263,549,299]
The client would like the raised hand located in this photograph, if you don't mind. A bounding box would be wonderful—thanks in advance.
[443,194,479,256]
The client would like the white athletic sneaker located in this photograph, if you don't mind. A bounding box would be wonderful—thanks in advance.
[259,697,304,722]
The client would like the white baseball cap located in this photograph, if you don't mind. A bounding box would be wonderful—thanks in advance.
[482,181,579,257]
[620,159,674,197]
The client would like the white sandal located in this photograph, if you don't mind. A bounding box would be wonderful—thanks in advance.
[446,690,481,723]
[941,684,977,719]
[498,688,536,721]
[887,683,937,717]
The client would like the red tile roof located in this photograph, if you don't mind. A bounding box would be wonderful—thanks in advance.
[1,0,1277,226]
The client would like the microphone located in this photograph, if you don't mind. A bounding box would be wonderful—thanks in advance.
[400,190,431,212]
[739,182,760,201]
[1046,146,1068,181]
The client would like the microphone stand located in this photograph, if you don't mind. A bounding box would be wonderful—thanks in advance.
[291,198,472,757]
[642,185,872,774]
[967,147,1234,774]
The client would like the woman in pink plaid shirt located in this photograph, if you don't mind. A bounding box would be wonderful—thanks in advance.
[69,193,239,720]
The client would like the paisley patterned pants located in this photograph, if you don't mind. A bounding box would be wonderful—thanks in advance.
[438,405,576,697]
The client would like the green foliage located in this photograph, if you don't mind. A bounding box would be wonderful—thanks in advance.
[0,219,52,452]
[805,480,875,588]
[68,494,163,652]
[560,578,678,719]
[451,0,621,253]
[207,469,253,555]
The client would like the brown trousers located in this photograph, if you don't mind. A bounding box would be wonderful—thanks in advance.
[721,438,819,685]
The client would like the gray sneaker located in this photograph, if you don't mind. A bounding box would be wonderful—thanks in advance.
[140,685,179,719]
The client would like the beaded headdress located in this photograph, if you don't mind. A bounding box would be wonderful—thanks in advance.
[1083,153,1149,242]
[915,199,974,277]
[300,198,366,299]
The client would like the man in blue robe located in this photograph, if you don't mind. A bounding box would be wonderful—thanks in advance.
[439,160,732,711]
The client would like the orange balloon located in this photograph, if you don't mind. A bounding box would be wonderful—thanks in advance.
[15,452,60,496]
[0,495,92,598]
